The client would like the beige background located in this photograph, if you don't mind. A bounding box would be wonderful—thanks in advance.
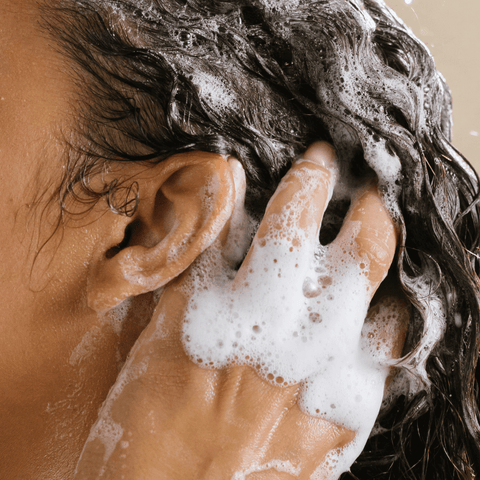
[385,0,479,172]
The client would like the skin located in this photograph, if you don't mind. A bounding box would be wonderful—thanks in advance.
[0,1,407,479]
[0,2,154,477]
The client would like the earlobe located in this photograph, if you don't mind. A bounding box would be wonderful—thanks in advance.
[87,152,237,312]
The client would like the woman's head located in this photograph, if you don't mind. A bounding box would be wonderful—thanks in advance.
[1,0,479,478]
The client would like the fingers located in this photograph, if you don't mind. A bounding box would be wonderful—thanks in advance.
[257,142,337,243]
[335,183,397,297]
[239,142,337,276]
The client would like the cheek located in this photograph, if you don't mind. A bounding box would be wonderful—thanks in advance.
[0,219,154,473]
[0,290,137,475]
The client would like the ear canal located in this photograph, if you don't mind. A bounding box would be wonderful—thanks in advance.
[87,154,236,312]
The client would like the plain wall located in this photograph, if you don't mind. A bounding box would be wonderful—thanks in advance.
[385,0,480,172]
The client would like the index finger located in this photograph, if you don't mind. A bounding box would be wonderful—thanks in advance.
[239,142,337,275]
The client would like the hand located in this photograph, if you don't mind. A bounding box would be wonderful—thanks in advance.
[74,142,407,480]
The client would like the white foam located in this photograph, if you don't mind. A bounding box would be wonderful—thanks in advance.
[69,326,102,366]
[232,459,301,479]
[189,71,238,113]
[98,297,133,335]
[262,0,301,14]
[398,266,447,390]
[182,168,401,477]
[76,355,149,473]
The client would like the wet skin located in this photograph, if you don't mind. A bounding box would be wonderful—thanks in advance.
[0,2,152,477]
[0,2,406,479]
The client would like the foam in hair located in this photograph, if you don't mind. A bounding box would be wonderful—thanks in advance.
[79,0,449,475]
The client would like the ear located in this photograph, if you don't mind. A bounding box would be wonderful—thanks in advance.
[87,151,237,312]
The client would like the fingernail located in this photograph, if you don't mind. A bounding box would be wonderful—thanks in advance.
[297,142,338,180]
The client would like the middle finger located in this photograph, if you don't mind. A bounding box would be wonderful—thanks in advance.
[237,142,337,280]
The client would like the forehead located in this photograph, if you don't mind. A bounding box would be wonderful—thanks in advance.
[0,0,73,196]
[0,1,68,118]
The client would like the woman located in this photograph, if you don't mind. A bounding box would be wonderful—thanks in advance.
[1,0,479,478]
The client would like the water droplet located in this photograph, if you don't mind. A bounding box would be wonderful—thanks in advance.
[309,312,322,323]
[315,264,328,274]
[318,275,333,287]
[303,277,321,298]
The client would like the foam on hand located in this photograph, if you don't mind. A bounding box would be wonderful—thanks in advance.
[182,166,400,479]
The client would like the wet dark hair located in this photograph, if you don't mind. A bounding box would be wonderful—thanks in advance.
[41,0,480,478]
